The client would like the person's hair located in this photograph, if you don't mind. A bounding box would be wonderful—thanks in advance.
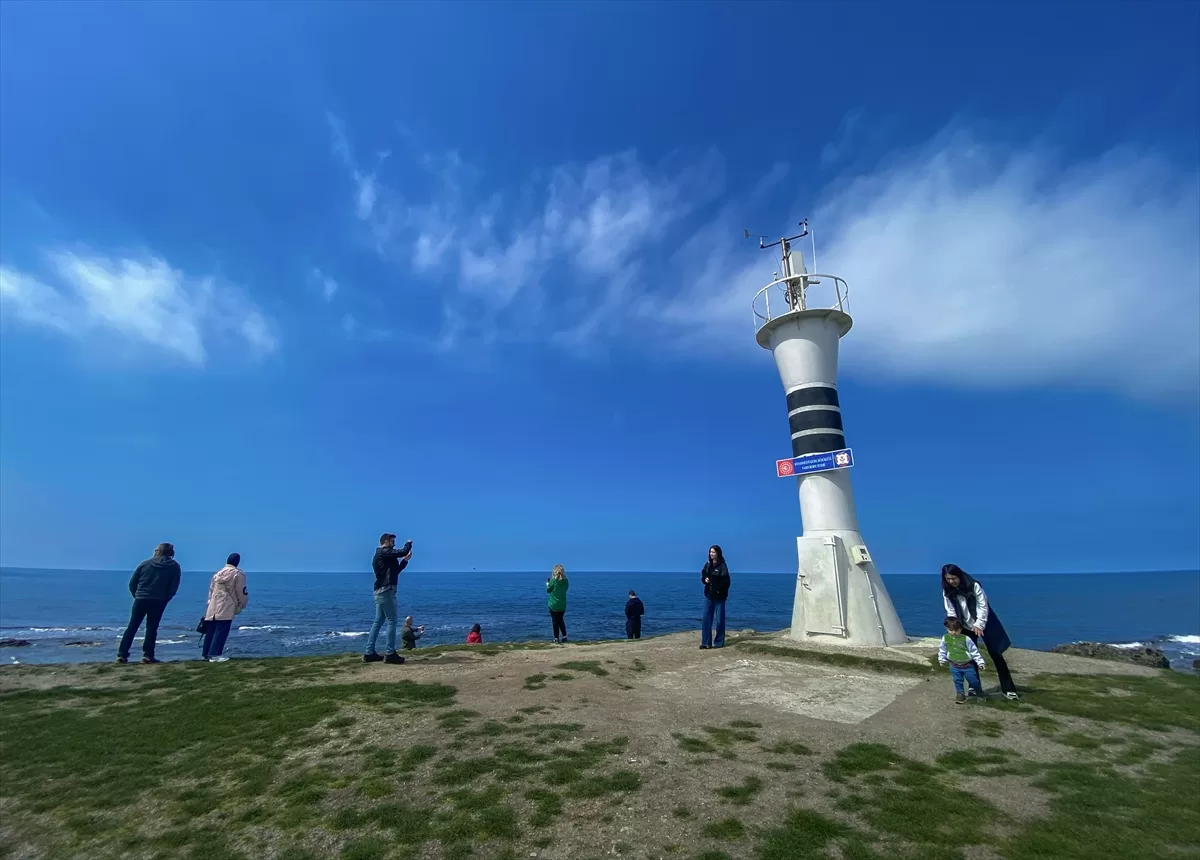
[628,590,637,597]
[379,533,395,545]
[404,616,413,625]
[471,623,481,633]
[226,552,241,567]
[154,542,174,558]
[944,616,964,633]
[708,545,725,564]
[941,563,973,597]
[551,564,565,580]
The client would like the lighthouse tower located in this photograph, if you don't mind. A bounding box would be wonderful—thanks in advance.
[751,222,907,647]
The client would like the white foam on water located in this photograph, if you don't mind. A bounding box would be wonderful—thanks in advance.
[1110,642,1147,649]
[1168,634,1200,645]
[237,625,294,631]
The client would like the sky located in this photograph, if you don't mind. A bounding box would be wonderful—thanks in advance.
[1,1,1198,575]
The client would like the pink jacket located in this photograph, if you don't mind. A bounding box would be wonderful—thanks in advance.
[204,565,249,621]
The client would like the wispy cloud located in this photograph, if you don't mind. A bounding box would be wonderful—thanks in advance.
[327,116,1199,399]
[0,250,279,365]
[652,134,1200,399]
[309,267,339,301]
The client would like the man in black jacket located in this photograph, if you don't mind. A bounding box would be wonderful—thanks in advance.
[364,533,412,664]
[625,590,645,639]
[116,542,182,664]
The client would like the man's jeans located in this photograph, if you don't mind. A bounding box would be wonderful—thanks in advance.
[949,663,983,697]
[118,598,168,659]
[367,590,399,655]
[701,598,727,648]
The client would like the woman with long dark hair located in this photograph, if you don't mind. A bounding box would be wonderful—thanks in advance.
[941,563,1018,699]
[700,545,731,649]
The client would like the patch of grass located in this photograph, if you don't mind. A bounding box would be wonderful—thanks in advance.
[550,673,576,682]
[727,719,762,729]
[821,743,905,783]
[568,769,642,798]
[1023,672,1200,732]
[518,705,547,714]
[764,761,797,772]
[965,717,1005,738]
[524,674,548,691]
[555,660,610,678]
[524,788,563,827]
[702,725,757,744]
[755,808,853,860]
[1056,732,1120,751]
[340,836,389,860]
[672,806,693,819]
[631,659,648,672]
[762,741,813,756]
[1027,714,1061,734]
[398,744,438,771]
[937,746,1039,777]
[1001,745,1200,860]
[436,709,480,730]
[701,817,747,841]
[734,641,935,676]
[693,852,733,860]
[673,733,718,754]
[714,775,763,805]
[524,722,584,742]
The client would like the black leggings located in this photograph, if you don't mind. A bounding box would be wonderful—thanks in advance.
[550,610,567,640]
[968,632,1017,694]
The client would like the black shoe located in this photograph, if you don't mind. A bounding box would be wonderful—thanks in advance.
[363,652,384,663]
[560,637,568,643]
[700,645,710,650]
[115,656,128,664]
[553,637,560,644]
[954,694,966,704]
[141,657,162,664]
[383,653,405,665]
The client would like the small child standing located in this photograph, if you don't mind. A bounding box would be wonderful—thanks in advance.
[939,616,986,704]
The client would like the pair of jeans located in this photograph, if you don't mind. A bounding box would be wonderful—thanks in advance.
[625,618,641,639]
[967,632,1017,694]
[701,598,726,648]
[202,619,233,659]
[949,663,983,697]
[550,610,567,641]
[117,598,167,659]
[367,590,399,655]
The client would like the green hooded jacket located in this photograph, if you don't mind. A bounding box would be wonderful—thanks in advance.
[546,576,568,612]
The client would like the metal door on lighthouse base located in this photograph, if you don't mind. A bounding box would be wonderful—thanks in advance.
[794,535,848,637]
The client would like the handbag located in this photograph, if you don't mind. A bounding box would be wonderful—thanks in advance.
[196,618,209,634]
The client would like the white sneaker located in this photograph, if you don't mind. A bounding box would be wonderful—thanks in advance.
[1005,691,1019,700]
[209,656,230,663]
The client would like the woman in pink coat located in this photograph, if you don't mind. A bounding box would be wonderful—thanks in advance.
[201,553,249,662]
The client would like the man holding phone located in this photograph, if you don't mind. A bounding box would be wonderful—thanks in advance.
[364,533,412,664]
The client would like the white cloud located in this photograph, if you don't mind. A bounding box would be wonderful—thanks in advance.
[653,135,1200,399]
[309,267,339,301]
[0,250,279,365]
[327,116,1199,399]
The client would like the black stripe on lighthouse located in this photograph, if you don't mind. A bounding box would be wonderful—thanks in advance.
[786,386,846,458]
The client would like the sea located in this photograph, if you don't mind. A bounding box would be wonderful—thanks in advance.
[1,568,1198,671]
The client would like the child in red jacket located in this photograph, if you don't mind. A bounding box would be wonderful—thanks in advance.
[466,624,483,644]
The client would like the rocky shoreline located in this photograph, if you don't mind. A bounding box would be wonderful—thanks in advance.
[1050,641,1171,669]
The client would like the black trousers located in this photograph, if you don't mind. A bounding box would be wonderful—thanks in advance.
[968,631,1017,694]
[625,618,641,639]
[118,598,167,659]
[550,610,567,640]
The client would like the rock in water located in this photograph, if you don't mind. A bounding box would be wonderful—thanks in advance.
[0,639,32,648]
[1051,641,1170,669]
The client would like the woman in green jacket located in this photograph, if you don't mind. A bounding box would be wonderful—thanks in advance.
[546,564,569,643]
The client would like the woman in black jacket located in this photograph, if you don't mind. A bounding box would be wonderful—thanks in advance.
[941,563,1019,699]
[700,545,731,649]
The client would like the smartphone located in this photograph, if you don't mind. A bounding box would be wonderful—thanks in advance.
[402,540,413,554]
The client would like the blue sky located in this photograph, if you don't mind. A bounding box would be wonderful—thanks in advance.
[1,1,1198,574]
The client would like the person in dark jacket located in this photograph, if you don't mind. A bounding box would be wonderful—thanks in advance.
[400,616,425,651]
[364,534,411,664]
[116,542,182,664]
[700,544,731,649]
[625,590,645,639]
[941,563,1019,699]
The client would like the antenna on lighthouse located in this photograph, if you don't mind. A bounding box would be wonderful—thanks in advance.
[748,220,812,311]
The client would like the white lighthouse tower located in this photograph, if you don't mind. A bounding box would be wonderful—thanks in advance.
[751,222,907,647]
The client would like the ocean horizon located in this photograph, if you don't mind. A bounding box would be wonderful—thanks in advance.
[2,567,1198,670]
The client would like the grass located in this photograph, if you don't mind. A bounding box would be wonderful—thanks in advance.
[2,653,1197,860]
[523,674,548,691]
[714,775,763,805]
[701,817,747,841]
[733,641,936,676]
[555,660,610,678]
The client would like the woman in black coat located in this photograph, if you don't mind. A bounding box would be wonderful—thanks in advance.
[700,545,731,649]
[941,563,1019,699]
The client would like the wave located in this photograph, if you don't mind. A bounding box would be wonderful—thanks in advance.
[1,626,121,634]
[236,625,294,632]
[1168,634,1200,645]
[1108,633,1200,658]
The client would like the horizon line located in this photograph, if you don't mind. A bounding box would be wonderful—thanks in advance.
[1,566,1198,577]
